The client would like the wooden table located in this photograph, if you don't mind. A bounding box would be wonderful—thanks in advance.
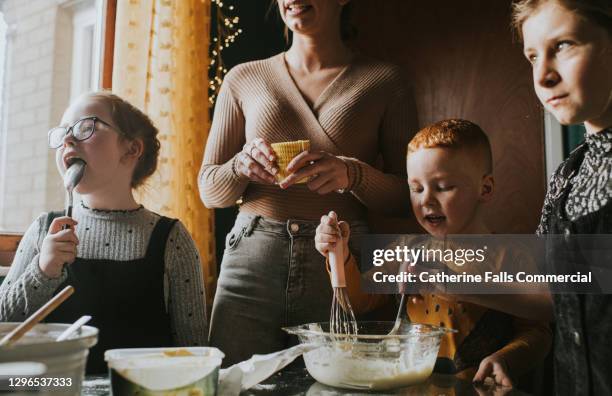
[82,366,530,395]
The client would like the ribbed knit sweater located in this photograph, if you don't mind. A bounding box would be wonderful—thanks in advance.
[199,52,415,221]
[0,203,207,347]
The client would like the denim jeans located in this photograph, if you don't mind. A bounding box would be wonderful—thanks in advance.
[209,212,369,366]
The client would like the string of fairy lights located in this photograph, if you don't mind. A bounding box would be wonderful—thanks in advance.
[209,0,242,105]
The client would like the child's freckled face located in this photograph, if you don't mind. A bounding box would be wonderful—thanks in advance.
[522,3,612,128]
[55,98,126,194]
[407,148,484,237]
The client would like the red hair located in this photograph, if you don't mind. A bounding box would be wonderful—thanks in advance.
[408,119,493,173]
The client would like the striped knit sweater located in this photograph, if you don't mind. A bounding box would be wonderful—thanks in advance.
[0,203,207,347]
[199,52,415,221]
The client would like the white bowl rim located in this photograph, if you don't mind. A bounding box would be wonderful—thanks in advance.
[0,322,98,349]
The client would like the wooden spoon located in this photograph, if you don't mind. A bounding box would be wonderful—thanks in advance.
[0,285,74,347]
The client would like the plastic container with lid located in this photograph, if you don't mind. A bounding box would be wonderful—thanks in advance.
[105,347,224,396]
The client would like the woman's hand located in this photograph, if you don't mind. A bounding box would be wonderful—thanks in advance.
[315,211,350,263]
[235,138,278,184]
[279,151,349,194]
[473,353,513,388]
[39,217,79,279]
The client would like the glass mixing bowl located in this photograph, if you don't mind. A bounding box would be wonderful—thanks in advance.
[283,321,455,391]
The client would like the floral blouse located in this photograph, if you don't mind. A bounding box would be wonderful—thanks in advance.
[537,128,612,234]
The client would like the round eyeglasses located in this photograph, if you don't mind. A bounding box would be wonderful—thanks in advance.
[48,116,116,149]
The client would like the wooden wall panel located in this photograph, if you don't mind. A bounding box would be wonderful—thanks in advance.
[0,233,22,267]
[102,0,117,89]
[352,0,546,233]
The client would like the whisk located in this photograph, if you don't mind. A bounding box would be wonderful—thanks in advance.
[328,230,359,338]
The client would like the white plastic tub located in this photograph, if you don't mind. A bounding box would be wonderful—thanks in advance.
[0,322,98,396]
[105,347,224,396]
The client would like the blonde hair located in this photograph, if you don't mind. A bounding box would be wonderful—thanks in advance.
[511,0,612,41]
[86,91,161,188]
[408,119,493,174]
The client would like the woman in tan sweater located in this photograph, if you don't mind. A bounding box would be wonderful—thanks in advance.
[199,0,417,365]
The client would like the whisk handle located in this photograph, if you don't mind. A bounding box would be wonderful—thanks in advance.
[329,243,346,288]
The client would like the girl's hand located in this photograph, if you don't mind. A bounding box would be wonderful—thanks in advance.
[473,353,513,388]
[39,217,79,279]
[315,211,350,262]
[235,138,279,184]
[279,151,349,194]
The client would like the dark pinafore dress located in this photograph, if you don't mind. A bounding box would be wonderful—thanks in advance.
[542,141,612,396]
[44,212,177,374]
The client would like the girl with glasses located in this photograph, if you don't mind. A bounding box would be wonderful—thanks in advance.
[0,92,208,374]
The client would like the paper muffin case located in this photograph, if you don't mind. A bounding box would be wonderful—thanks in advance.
[271,140,311,183]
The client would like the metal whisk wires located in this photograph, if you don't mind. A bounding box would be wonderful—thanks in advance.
[328,235,358,339]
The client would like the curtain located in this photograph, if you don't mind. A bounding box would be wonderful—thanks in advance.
[112,0,216,304]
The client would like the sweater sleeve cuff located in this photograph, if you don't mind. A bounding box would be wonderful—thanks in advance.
[229,153,250,183]
[337,156,363,192]
[28,255,67,289]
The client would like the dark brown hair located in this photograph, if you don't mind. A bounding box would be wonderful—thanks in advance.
[511,0,612,41]
[87,91,161,188]
[408,119,493,174]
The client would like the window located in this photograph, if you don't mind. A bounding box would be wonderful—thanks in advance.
[0,0,106,232]
[544,112,587,179]
[563,124,586,157]
[544,112,564,179]
[0,12,9,230]
[70,1,105,101]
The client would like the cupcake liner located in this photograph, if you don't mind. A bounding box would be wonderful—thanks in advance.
[271,140,310,183]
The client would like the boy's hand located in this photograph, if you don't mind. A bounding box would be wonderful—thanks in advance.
[315,211,350,262]
[39,217,79,279]
[473,353,513,388]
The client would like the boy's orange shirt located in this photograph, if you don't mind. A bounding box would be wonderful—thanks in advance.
[336,252,551,379]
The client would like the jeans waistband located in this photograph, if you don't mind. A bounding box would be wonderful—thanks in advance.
[234,211,369,237]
